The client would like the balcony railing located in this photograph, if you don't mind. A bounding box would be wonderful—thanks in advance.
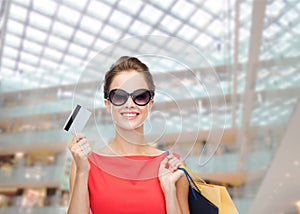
[186,149,272,173]
[0,165,64,186]
[0,206,67,214]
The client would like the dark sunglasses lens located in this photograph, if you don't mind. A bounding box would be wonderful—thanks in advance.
[109,90,128,106]
[133,90,151,106]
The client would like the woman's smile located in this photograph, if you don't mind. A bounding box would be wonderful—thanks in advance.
[120,111,140,120]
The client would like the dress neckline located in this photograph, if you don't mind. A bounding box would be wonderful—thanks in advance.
[91,151,167,159]
[88,151,177,180]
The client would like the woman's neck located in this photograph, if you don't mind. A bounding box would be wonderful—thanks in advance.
[110,126,149,155]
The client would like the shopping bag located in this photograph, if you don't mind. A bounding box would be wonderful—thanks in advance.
[179,165,239,214]
[200,183,238,214]
[187,183,219,214]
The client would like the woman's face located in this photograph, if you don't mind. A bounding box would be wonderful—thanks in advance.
[104,70,154,131]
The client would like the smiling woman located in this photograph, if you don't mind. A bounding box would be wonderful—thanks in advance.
[67,56,190,214]
[105,71,154,132]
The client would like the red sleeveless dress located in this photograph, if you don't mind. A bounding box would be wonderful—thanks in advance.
[87,151,178,214]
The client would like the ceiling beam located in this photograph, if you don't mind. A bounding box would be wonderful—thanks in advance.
[238,0,267,170]
[1,86,299,123]
[232,0,241,128]
[0,0,11,68]
[1,54,300,98]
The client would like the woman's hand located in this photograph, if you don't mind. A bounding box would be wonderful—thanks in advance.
[158,153,184,193]
[68,133,92,174]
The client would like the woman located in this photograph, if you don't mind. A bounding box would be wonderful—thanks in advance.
[67,56,189,214]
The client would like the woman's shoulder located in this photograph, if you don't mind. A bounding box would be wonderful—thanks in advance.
[94,146,114,156]
[145,147,166,156]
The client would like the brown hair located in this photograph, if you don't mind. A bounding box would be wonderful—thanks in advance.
[103,56,155,98]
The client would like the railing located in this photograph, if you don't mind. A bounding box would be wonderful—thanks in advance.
[0,196,252,214]
[0,165,63,185]
[186,149,272,173]
[0,129,69,146]
[0,99,75,119]
[0,200,251,214]
[0,206,67,214]
[0,84,226,119]
[0,126,113,150]
[0,122,229,148]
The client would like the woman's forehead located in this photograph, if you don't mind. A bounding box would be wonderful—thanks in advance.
[110,71,148,91]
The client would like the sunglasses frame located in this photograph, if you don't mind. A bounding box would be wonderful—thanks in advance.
[107,88,154,106]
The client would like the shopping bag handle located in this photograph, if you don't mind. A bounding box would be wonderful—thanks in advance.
[166,151,206,200]
[165,151,200,200]
[179,164,207,184]
[178,167,203,200]
[166,151,206,184]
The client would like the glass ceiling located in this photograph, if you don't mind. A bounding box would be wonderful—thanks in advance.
[0,0,299,134]
[0,0,298,89]
[0,0,298,109]
[0,0,237,92]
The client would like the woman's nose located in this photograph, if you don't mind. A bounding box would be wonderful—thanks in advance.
[124,96,135,108]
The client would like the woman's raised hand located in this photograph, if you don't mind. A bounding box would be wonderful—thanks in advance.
[158,153,184,192]
[68,133,92,173]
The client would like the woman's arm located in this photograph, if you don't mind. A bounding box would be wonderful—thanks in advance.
[159,155,190,214]
[67,161,90,214]
[176,172,190,213]
[67,134,91,214]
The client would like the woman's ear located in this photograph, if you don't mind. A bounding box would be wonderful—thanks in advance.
[104,99,111,113]
[149,99,154,110]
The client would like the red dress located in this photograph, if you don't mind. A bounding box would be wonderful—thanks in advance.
[88,151,178,214]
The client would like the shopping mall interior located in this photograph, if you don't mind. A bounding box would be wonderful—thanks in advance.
[0,0,300,213]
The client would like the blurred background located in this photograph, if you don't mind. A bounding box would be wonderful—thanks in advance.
[0,0,300,213]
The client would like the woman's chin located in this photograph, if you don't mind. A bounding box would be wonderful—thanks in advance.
[115,121,144,132]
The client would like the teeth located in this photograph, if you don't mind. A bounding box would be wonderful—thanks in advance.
[122,113,137,117]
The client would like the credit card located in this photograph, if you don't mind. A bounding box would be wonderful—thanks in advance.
[63,104,91,134]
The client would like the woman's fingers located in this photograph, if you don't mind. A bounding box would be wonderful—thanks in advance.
[158,154,184,186]
[172,169,185,181]
[166,154,182,172]
[69,133,91,157]
[160,154,182,174]
[78,138,92,156]
[73,133,86,144]
[69,133,84,148]
[68,133,91,173]
[159,157,170,176]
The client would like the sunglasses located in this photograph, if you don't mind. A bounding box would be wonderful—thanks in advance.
[107,88,154,106]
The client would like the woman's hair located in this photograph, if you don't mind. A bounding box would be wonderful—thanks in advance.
[103,56,155,99]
